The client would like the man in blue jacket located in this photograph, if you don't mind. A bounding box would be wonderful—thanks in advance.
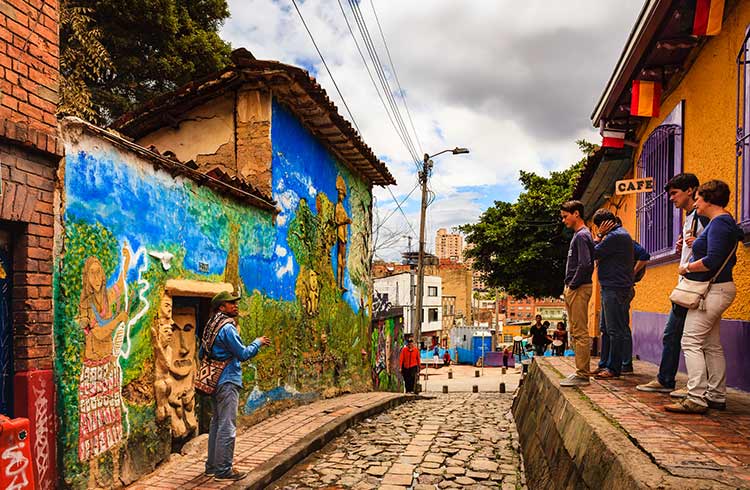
[203,291,270,481]
[591,209,634,379]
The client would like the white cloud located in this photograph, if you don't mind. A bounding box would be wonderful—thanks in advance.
[222,0,642,260]
[276,256,294,278]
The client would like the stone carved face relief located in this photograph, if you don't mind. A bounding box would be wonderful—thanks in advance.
[170,323,196,378]
[157,295,174,347]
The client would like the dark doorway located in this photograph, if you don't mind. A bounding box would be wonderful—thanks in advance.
[171,296,213,437]
[0,227,13,416]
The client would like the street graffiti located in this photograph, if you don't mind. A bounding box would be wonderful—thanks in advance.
[2,442,31,490]
[373,291,392,315]
[32,380,50,486]
[371,317,403,390]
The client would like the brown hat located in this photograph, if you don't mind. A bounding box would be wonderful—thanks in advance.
[211,290,240,309]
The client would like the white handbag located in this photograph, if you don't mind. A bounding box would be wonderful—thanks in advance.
[669,244,737,310]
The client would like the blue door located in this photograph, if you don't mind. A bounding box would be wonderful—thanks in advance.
[471,336,492,365]
[0,229,12,416]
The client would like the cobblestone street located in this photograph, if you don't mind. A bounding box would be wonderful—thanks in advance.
[271,393,525,490]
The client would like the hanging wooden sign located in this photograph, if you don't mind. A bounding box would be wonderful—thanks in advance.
[615,177,654,195]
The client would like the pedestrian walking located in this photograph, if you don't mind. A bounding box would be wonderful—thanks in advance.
[666,180,742,414]
[559,200,595,387]
[502,346,510,367]
[637,173,709,394]
[591,209,634,380]
[399,336,420,393]
[202,291,271,481]
[528,315,551,356]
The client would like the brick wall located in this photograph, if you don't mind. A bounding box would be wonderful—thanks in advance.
[1,142,55,372]
[1,0,61,156]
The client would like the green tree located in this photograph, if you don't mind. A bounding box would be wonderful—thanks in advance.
[460,141,593,298]
[59,0,232,123]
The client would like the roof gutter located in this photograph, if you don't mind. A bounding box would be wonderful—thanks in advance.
[591,0,672,127]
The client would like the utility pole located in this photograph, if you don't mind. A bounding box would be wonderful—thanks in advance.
[413,155,432,350]
[414,148,469,352]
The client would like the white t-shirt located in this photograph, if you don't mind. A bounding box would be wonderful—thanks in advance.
[680,209,706,268]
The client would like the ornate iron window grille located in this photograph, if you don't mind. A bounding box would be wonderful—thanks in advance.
[636,124,682,257]
[735,25,750,227]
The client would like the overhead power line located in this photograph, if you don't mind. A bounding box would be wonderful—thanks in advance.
[386,185,419,238]
[345,0,423,168]
[335,0,420,171]
[368,0,424,156]
[289,0,361,135]
[376,182,420,232]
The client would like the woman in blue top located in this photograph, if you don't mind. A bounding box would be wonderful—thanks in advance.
[666,180,743,414]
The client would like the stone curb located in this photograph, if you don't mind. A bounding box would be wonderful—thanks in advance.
[229,393,417,490]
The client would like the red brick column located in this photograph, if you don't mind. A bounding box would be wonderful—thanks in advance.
[1,1,62,488]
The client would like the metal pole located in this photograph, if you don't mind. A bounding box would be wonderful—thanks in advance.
[414,154,431,354]
[494,287,499,351]
[481,332,485,376]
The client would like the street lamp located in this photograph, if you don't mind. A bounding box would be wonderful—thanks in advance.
[413,147,470,358]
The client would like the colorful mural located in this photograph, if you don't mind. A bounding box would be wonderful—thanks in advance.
[371,316,404,391]
[55,101,375,487]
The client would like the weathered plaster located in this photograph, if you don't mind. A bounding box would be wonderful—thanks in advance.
[136,93,236,170]
[236,88,272,196]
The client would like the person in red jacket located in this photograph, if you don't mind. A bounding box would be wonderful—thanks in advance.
[399,336,420,393]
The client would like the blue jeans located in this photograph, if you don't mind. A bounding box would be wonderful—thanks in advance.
[597,287,633,376]
[656,302,688,389]
[206,382,240,475]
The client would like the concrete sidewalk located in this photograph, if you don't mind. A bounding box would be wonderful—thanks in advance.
[127,392,412,490]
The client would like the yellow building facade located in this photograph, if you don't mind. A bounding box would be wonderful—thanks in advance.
[578,0,750,391]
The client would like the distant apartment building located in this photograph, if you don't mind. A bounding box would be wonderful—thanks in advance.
[373,273,442,345]
[505,296,566,324]
[435,228,463,261]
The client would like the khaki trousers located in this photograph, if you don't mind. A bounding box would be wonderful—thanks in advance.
[682,282,736,406]
[564,284,593,378]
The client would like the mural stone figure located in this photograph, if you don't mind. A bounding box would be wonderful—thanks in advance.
[297,269,320,316]
[153,294,198,438]
[335,175,352,291]
[77,247,130,465]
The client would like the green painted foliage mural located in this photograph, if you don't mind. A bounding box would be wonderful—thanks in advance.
[57,103,383,487]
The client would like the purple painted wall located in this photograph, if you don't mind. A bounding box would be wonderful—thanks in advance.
[632,310,750,392]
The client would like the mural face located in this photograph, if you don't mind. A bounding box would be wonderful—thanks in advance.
[56,101,376,488]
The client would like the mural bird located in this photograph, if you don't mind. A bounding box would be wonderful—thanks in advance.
[148,250,175,270]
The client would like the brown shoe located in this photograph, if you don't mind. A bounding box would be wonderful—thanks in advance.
[664,399,707,414]
[589,367,605,376]
[594,369,620,380]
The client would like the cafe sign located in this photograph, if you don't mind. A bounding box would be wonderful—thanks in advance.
[615,177,653,195]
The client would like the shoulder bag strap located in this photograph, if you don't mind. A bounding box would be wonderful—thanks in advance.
[690,213,699,236]
[707,242,739,287]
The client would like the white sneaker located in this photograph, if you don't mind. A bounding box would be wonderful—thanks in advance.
[560,373,590,387]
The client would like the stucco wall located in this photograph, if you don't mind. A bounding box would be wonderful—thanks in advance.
[629,1,750,321]
[56,101,374,487]
[135,89,274,197]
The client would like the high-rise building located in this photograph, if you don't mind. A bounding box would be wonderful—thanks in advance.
[435,228,463,261]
